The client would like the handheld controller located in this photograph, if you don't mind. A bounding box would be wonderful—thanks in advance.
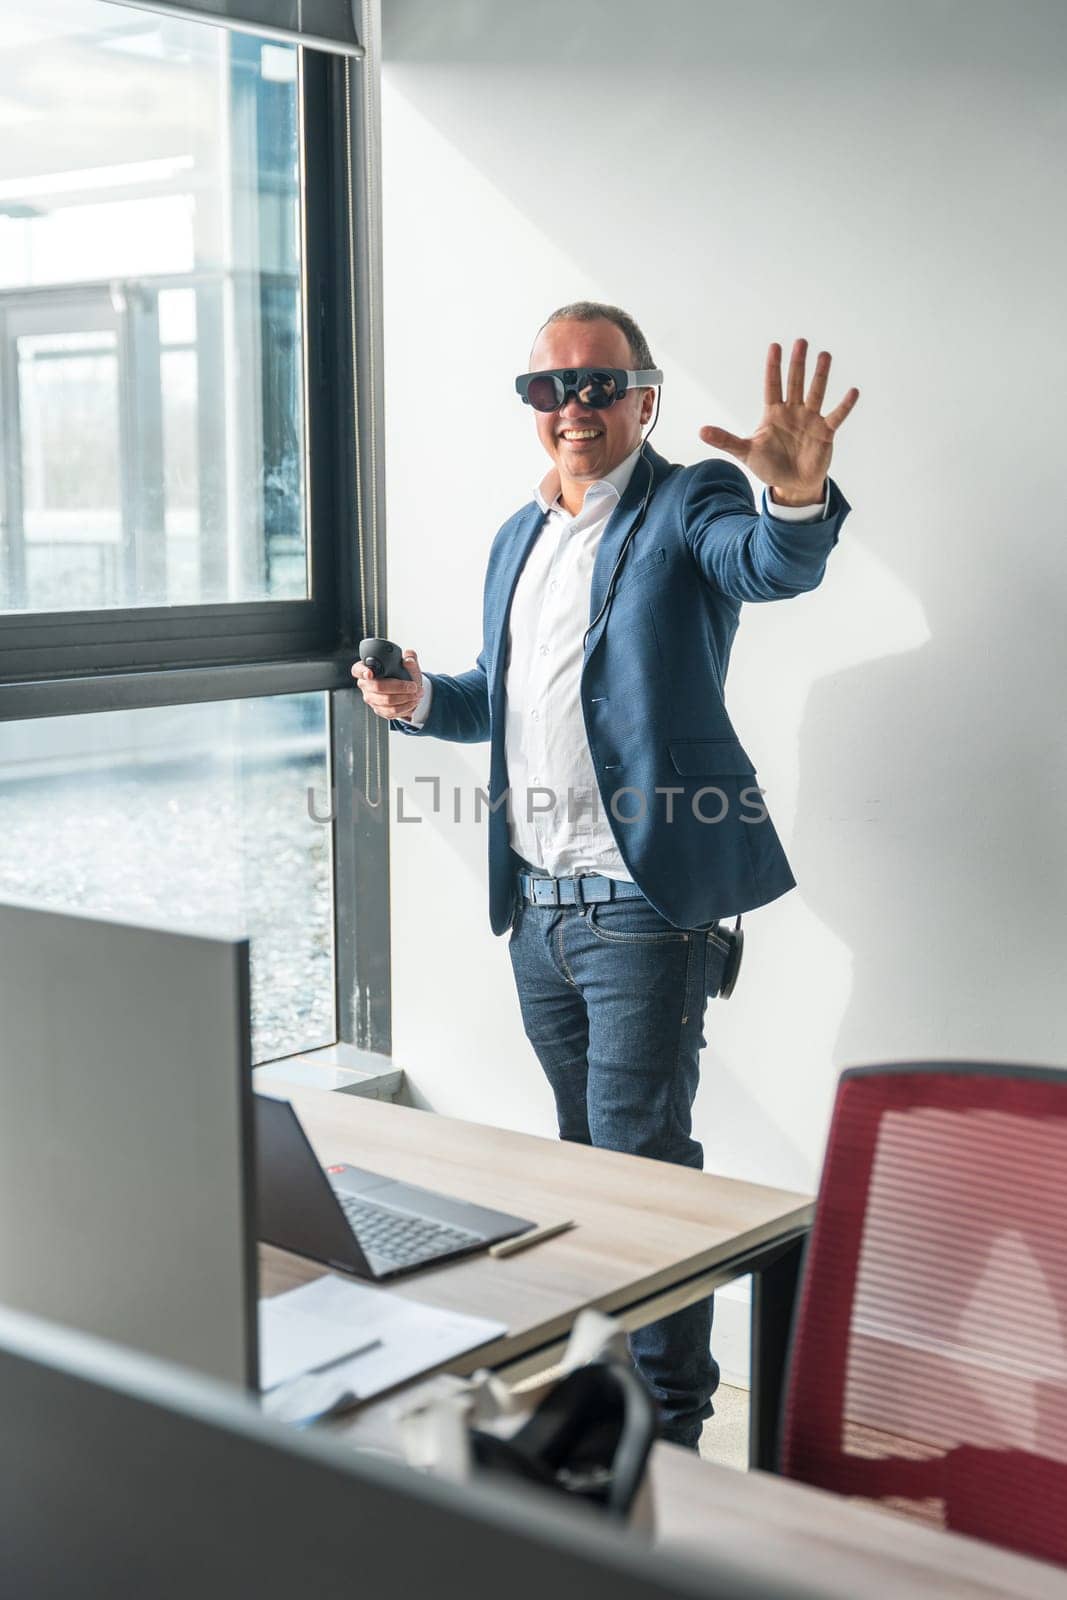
[358,637,412,681]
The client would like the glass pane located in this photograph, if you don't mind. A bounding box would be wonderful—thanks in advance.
[161,347,201,602]
[0,0,308,611]
[0,694,334,1063]
[17,330,123,611]
[158,288,197,347]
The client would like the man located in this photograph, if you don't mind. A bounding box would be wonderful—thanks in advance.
[354,302,857,1448]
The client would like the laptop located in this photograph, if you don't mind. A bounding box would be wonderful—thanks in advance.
[255,1094,535,1279]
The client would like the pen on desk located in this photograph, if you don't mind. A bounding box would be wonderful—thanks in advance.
[309,1335,383,1377]
[489,1220,576,1259]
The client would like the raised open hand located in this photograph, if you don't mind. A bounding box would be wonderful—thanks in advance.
[699,338,859,505]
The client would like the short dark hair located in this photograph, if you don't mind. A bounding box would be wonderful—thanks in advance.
[533,300,656,372]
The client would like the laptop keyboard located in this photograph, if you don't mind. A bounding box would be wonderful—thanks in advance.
[333,1190,483,1269]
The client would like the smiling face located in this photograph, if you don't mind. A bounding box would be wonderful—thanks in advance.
[527,317,655,508]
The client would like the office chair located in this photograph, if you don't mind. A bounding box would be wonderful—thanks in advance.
[778,1062,1067,1568]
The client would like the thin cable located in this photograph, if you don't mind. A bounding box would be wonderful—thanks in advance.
[344,54,383,808]
[582,387,664,649]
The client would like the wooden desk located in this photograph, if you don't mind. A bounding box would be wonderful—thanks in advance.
[259,1088,811,1466]
[649,1444,1064,1600]
[260,1093,1064,1596]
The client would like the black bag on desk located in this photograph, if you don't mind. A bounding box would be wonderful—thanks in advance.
[393,1311,658,1529]
[469,1361,656,1520]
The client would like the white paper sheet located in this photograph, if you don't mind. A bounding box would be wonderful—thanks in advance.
[258,1293,380,1392]
[258,1274,507,1403]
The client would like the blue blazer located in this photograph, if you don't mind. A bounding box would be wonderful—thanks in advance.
[394,443,850,934]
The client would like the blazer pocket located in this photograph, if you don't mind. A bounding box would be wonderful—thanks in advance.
[629,546,666,576]
[667,738,756,776]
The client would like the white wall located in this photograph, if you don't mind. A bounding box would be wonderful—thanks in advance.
[379,0,1067,1196]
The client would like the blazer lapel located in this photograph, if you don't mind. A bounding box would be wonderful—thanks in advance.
[486,500,545,703]
[486,445,676,702]
[587,443,675,631]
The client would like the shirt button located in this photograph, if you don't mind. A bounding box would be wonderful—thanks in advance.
[539,644,549,656]
[530,709,539,720]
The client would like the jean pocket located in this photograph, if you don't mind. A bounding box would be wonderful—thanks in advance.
[583,898,689,943]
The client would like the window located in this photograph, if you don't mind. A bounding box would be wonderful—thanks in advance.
[0,2,306,613]
[0,693,334,1062]
[0,0,390,1059]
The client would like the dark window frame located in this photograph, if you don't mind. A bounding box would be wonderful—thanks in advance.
[0,30,392,1057]
[0,48,363,718]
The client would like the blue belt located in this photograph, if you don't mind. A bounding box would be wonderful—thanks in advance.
[515,871,648,908]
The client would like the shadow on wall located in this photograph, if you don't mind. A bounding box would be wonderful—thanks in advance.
[793,496,1067,1066]
[382,0,1067,1106]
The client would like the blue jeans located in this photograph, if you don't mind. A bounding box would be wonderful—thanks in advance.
[507,875,728,1449]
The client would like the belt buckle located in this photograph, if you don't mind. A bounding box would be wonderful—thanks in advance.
[531,878,559,907]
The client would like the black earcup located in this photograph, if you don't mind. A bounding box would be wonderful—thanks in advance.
[719,923,744,999]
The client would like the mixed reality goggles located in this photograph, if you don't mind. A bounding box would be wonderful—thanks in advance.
[515,366,664,413]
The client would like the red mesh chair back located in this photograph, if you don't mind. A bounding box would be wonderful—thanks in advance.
[778,1063,1067,1566]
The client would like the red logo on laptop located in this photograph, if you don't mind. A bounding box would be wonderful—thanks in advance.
[327,1164,345,1174]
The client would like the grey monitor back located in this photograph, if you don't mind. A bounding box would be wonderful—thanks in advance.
[0,1302,830,1600]
[0,898,257,1388]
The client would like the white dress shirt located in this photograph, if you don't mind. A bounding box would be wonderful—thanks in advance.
[403,445,827,879]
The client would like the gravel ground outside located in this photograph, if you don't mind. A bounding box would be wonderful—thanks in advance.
[0,752,335,1064]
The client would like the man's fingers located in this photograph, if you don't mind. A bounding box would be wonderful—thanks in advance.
[401,649,422,686]
[786,337,807,406]
[360,679,417,703]
[351,648,421,720]
[361,687,418,720]
[825,387,860,433]
[764,342,783,408]
[351,653,420,689]
[805,350,831,413]
[700,424,749,462]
